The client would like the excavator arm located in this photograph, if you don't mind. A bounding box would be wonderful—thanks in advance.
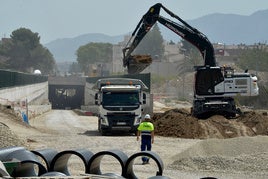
[123,3,216,74]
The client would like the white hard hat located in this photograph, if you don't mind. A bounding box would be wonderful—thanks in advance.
[144,114,150,119]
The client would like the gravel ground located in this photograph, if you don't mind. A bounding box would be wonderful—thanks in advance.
[1,108,268,179]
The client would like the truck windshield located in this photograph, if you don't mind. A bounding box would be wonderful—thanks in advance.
[102,92,140,106]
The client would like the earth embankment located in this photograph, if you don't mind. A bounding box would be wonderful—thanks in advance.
[152,108,268,139]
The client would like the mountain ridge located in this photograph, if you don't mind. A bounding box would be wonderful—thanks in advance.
[44,9,268,62]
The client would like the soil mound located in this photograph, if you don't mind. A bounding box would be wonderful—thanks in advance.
[169,136,268,175]
[0,107,27,148]
[152,108,268,139]
[0,122,25,148]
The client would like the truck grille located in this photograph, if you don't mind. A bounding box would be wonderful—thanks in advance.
[103,106,139,111]
[107,113,135,127]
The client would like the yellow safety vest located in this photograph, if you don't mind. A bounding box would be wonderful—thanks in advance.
[138,122,154,136]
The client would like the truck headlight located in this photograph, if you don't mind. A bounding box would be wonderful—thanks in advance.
[134,116,142,125]
[100,117,109,126]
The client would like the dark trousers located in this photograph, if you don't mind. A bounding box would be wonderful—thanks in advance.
[141,136,152,162]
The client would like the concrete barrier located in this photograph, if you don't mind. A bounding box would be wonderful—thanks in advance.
[0,82,48,106]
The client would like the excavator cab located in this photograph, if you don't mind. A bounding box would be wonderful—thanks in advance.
[195,67,224,96]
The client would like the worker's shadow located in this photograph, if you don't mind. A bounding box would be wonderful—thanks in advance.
[78,130,135,137]
[78,130,101,136]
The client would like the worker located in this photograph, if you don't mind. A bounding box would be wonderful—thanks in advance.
[136,114,154,164]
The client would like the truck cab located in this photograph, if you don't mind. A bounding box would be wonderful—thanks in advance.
[93,78,148,135]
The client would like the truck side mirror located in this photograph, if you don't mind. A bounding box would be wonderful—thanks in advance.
[95,93,99,105]
[143,93,146,104]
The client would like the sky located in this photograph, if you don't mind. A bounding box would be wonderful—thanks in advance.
[1,0,268,44]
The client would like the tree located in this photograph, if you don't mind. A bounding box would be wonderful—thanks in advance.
[134,24,165,60]
[76,42,112,74]
[0,28,56,74]
[29,45,55,74]
[11,28,40,50]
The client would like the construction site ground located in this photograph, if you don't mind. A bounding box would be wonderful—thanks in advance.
[1,101,268,179]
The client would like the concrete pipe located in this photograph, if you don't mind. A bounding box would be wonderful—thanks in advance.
[5,149,47,177]
[40,171,67,177]
[0,146,25,161]
[124,151,164,179]
[147,176,171,179]
[87,149,128,177]
[0,161,10,177]
[31,148,58,171]
[50,149,94,175]
[101,173,126,179]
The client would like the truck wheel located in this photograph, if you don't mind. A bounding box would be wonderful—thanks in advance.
[236,108,243,116]
[98,118,101,132]
[225,112,236,119]
[130,129,137,136]
[100,129,108,136]
[98,120,107,135]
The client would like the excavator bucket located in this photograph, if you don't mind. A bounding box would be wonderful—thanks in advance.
[126,55,152,74]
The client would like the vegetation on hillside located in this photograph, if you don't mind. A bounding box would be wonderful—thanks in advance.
[75,42,113,74]
[0,28,56,75]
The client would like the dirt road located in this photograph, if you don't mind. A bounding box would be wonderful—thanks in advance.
[1,109,268,179]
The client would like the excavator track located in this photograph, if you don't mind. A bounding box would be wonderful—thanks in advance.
[126,55,152,74]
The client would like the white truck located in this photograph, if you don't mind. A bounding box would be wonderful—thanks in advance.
[93,78,150,135]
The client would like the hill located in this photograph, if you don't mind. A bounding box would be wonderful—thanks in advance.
[162,9,268,44]
[44,9,268,62]
[44,33,123,62]
[188,9,268,44]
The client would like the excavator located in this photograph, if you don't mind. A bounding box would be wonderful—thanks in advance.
[122,3,259,118]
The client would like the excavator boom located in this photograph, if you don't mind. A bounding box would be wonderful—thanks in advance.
[122,4,161,74]
[123,3,216,74]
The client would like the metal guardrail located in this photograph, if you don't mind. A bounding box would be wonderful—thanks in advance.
[0,70,47,89]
